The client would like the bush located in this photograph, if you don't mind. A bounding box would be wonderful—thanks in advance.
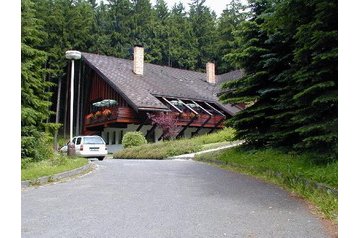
[21,131,54,164]
[122,131,147,148]
[114,127,237,159]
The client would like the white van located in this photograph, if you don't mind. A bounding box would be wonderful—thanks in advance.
[60,136,108,160]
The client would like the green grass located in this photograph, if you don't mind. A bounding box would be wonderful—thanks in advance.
[113,127,236,159]
[202,141,234,150]
[195,147,338,222]
[21,154,88,181]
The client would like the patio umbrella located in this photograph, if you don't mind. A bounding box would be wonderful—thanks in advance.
[92,101,103,107]
[101,99,118,107]
[92,99,118,108]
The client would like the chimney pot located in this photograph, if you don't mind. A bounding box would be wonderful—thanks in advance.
[133,46,144,75]
[206,62,216,84]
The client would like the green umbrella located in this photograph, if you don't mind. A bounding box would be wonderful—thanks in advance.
[92,99,118,108]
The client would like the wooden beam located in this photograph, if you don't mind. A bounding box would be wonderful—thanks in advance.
[136,123,145,131]
[162,97,183,113]
[192,116,212,137]
[191,100,212,116]
[176,116,197,139]
[208,117,226,134]
[136,115,149,131]
[178,99,198,115]
[204,102,226,117]
[145,124,157,138]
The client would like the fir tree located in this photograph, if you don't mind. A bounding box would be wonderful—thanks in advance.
[189,0,218,70]
[22,0,54,161]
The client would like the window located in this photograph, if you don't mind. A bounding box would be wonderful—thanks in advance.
[83,137,104,144]
[76,137,82,145]
[106,132,110,145]
[112,131,116,145]
[118,131,123,144]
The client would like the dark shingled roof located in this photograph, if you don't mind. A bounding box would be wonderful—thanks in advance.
[82,52,243,115]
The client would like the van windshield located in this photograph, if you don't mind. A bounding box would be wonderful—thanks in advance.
[83,137,104,144]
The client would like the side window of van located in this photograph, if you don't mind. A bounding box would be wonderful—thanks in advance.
[76,137,82,145]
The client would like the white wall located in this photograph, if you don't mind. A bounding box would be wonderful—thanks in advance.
[101,124,163,153]
[101,124,217,153]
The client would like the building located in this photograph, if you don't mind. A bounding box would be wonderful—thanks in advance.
[65,46,244,153]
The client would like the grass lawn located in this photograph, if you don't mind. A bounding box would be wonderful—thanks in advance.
[21,154,88,181]
[113,127,236,159]
[195,147,338,222]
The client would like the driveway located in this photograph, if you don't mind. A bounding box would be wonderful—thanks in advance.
[22,159,330,238]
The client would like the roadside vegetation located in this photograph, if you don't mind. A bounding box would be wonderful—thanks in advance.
[195,147,338,222]
[113,128,236,159]
[21,154,88,181]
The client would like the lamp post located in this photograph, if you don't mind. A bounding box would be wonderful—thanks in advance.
[65,50,81,142]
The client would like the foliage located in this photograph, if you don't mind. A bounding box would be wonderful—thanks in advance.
[114,127,236,159]
[147,112,180,140]
[21,0,55,162]
[195,147,338,221]
[21,154,88,180]
[122,131,148,148]
[216,0,248,73]
[220,0,338,160]
[189,0,218,70]
[23,0,338,163]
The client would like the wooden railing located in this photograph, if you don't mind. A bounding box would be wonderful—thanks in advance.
[84,107,225,128]
[168,112,225,128]
[84,106,138,126]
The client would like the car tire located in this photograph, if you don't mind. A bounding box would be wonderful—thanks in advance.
[98,157,105,161]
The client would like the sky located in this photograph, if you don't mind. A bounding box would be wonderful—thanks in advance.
[153,0,233,16]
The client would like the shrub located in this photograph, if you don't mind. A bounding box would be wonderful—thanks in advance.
[21,131,54,164]
[122,131,147,148]
[113,127,237,159]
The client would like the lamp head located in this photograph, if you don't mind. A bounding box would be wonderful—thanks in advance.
[65,50,81,60]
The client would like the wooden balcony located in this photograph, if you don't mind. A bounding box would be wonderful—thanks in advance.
[168,112,225,128]
[84,106,139,128]
[84,106,225,130]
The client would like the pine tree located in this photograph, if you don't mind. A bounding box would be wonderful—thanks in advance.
[276,0,338,156]
[221,0,338,160]
[221,0,281,147]
[189,0,218,70]
[21,0,54,161]
[147,0,171,65]
[166,2,198,69]
[216,0,248,73]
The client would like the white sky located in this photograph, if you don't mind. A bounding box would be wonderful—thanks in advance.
[152,0,232,16]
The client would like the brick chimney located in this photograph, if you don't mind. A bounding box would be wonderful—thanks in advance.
[206,62,216,84]
[133,46,144,75]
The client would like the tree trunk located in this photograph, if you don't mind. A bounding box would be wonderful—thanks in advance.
[54,77,62,150]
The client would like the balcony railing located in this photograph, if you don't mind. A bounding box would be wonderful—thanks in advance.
[168,112,225,127]
[84,106,138,126]
[84,106,225,128]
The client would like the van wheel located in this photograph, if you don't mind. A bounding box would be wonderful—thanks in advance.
[98,157,105,161]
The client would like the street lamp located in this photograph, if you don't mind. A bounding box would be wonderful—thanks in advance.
[65,50,81,142]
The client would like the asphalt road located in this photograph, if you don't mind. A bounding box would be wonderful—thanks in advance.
[22,159,330,238]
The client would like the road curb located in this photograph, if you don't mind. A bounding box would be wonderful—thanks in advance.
[21,162,94,188]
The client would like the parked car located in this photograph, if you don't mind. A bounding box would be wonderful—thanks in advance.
[59,136,108,161]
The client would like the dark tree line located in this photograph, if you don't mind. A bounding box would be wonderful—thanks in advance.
[21,0,337,162]
[220,0,337,161]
